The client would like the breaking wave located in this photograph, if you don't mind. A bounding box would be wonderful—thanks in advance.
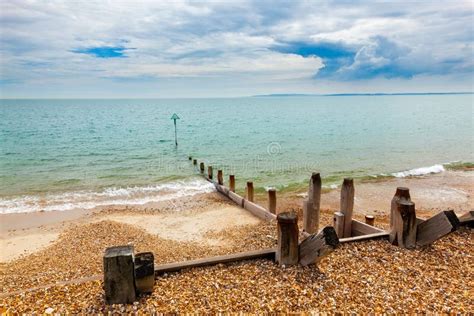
[0,178,215,214]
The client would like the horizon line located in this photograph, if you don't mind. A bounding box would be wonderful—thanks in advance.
[0,91,473,100]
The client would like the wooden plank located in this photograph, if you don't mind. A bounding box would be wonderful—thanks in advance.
[416,210,460,247]
[339,232,389,243]
[333,211,345,238]
[243,199,277,221]
[416,217,425,225]
[340,178,355,237]
[276,212,299,266]
[351,219,384,237]
[299,226,339,266]
[458,210,474,227]
[154,249,276,275]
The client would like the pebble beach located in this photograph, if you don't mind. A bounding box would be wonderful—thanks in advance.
[1,171,473,313]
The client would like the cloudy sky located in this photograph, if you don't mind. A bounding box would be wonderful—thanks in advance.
[0,0,473,98]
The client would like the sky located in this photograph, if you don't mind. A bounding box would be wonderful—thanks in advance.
[0,0,473,98]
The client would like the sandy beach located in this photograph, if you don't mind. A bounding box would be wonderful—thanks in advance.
[0,170,472,313]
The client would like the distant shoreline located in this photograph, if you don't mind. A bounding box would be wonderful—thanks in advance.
[252,92,474,97]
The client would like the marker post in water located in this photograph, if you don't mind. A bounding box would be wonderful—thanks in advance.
[171,113,180,146]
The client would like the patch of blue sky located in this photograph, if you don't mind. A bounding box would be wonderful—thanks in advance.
[72,46,128,58]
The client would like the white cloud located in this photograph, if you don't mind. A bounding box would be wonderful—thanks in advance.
[0,0,472,97]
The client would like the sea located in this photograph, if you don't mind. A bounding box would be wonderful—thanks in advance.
[1,95,472,214]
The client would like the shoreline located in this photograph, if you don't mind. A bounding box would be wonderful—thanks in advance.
[1,170,472,263]
[0,169,472,313]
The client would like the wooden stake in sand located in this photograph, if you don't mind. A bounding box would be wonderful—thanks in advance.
[208,166,213,180]
[299,226,339,266]
[416,210,460,247]
[389,187,411,244]
[229,175,236,192]
[276,212,299,266]
[303,173,321,234]
[217,170,223,185]
[333,211,345,238]
[365,215,375,226]
[303,199,316,234]
[246,181,254,202]
[340,178,354,238]
[193,159,197,166]
[392,200,417,249]
[200,162,205,173]
[103,245,136,304]
[134,252,154,294]
[268,188,277,214]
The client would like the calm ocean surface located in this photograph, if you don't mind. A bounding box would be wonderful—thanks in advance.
[1,95,473,213]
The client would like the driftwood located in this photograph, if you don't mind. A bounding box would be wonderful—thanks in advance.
[276,212,299,266]
[340,178,355,237]
[299,226,339,266]
[391,200,417,249]
[416,210,460,247]
[268,188,277,214]
[103,245,136,304]
[154,249,276,275]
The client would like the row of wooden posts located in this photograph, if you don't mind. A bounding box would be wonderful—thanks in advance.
[102,157,472,304]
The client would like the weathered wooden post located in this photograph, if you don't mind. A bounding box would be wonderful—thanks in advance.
[333,211,345,238]
[268,188,277,214]
[365,215,375,226]
[392,200,417,248]
[193,159,197,166]
[229,175,235,192]
[276,212,299,266]
[247,181,254,202]
[208,166,213,180]
[303,199,316,234]
[217,170,223,185]
[340,178,354,238]
[103,245,136,304]
[390,187,411,244]
[200,162,205,173]
[303,173,321,234]
[134,252,154,294]
[188,156,192,161]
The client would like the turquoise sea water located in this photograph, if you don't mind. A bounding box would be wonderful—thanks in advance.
[1,95,473,213]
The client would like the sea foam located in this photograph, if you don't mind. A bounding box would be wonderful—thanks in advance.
[0,178,215,214]
[391,164,445,178]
